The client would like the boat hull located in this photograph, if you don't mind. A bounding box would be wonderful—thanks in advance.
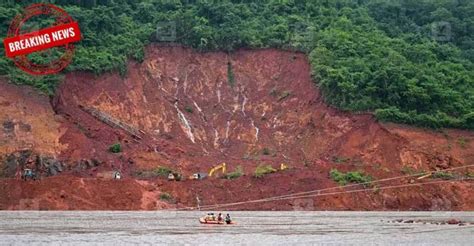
[199,218,234,224]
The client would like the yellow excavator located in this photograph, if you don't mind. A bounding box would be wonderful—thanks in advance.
[208,163,226,177]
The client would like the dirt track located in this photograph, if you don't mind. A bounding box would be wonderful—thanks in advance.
[0,46,473,210]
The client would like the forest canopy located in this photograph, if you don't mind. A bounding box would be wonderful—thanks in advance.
[0,0,473,129]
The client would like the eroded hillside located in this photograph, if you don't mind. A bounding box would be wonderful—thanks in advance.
[0,46,473,210]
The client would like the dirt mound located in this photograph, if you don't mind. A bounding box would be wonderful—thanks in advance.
[0,46,473,210]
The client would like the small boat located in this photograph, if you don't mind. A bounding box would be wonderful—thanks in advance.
[199,217,225,224]
[199,213,235,224]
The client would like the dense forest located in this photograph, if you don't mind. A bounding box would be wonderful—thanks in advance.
[0,0,473,129]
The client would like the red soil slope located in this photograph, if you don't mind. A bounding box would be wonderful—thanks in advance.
[0,46,473,210]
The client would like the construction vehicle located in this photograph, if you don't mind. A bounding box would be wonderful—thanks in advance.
[189,173,208,180]
[21,169,38,181]
[97,171,122,180]
[209,163,226,177]
[168,172,182,181]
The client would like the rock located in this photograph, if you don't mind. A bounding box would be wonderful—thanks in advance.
[18,122,31,132]
[2,120,15,134]
[382,194,400,209]
[56,163,63,172]
[60,190,67,199]
[447,219,460,225]
[146,185,156,192]
[48,166,57,176]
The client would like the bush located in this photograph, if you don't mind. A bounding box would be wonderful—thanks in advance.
[184,105,194,113]
[223,166,243,180]
[457,137,468,148]
[278,91,291,101]
[159,192,172,201]
[401,166,426,175]
[330,169,372,186]
[153,166,173,177]
[262,148,271,155]
[254,164,276,178]
[432,172,455,180]
[333,156,350,163]
[109,143,122,153]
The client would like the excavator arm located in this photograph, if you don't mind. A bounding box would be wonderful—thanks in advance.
[209,163,226,177]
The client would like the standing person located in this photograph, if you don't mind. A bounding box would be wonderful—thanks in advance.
[217,213,223,222]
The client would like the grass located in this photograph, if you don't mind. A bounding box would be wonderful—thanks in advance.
[332,156,350,164]
[278,91,291,101]
[184,105,194,113]
[329,169,373,186]
[254,164,277,178]
[466,172,474,178]
[262,147,271,155]
[401,166,427,176]
[153,166,173,177]
[457,137,468,148]
[108,143,122,153]
[133,166,174,178]
[431,171,455,180]
[223,166,243,180]
[159,192,173,201]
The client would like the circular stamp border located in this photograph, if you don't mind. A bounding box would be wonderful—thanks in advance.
[6,3,76,75]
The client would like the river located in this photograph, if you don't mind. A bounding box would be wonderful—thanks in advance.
[0,211,473,245]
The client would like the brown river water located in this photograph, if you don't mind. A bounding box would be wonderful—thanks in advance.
[0,211,473,245]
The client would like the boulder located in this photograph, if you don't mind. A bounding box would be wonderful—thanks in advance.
[447,219,460,225]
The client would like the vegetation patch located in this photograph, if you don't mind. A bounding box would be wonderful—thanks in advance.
[401,166,427,176]
[227,62,235,87]
[223,166,243,180]
[133,166,174,179]
[1,1,472,129]
[108,143,122,153]
[254,164,277,178]
[261,147,271,155]
[184,105,194,113]
[159,192,173,201]
[332,156,350,164]
[457,137,468,148]
[277,91,291,101]
[431,172,455,180]
[153,166,173,177]
[330,169,372,186]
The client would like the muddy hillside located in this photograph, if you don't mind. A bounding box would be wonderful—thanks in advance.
[0,46,473,210]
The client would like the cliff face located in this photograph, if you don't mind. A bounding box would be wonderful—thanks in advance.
[0,46,473,210]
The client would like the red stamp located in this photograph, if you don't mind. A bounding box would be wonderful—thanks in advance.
[3,3,81,75]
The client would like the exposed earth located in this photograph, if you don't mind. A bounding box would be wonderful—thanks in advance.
[0,46,473,210]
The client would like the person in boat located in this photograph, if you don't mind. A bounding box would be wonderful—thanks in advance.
[217,213,223,222]
[206,212,215,221]
[225,214,232,224]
